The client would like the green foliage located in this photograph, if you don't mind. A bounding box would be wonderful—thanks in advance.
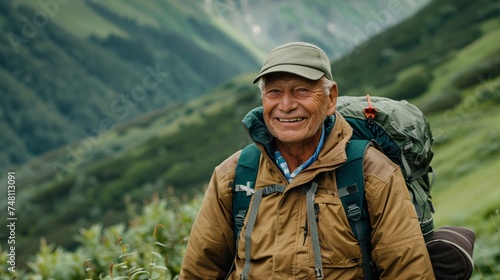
[471,210,500,279]
[0,195,200,279]
[451,56,500,89]
[383,65,433,100]
[28,240,88,280]
[418,88,461,115]
[333,0,489,95]
[428,102,500,279]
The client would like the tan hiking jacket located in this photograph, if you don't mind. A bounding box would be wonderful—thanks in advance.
[180,108,434,279]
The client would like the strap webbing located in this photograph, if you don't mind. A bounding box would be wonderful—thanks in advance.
[233,144,261,241]
[241,188,264,280]
[306,182,323,279]
[239,185,285,279]
[354,218,373,280]
[337,139,376,280]
[400,152,412,179]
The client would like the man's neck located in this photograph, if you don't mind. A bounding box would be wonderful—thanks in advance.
[275,134,321,171]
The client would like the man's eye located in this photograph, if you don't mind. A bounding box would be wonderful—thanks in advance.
[266,89,281,96]
[295,88,311,95]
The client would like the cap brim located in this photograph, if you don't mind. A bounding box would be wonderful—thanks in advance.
[252,65,325,84]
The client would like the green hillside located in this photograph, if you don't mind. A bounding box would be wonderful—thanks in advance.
[0,73,262,271]
[1,0,500,278]
[0,0,427,171]
[0,0,261,170]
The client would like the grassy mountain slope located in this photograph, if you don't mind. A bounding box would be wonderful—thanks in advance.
[0,74,262,266]
[332,0,500,98]
[0,0,260,170]
[0,0,428,171]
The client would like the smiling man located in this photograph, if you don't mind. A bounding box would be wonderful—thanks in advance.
[180,42,434,279]
[260,72,336,175]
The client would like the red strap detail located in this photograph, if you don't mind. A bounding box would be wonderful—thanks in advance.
[363,94,378,120]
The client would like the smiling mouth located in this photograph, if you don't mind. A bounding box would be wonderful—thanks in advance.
[279,118,304,122]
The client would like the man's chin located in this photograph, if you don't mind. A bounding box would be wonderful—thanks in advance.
[274,134,307,145]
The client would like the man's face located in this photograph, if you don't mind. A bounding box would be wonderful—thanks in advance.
[262,73,338,146]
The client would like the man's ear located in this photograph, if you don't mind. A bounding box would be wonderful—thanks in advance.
[327,82,338,116]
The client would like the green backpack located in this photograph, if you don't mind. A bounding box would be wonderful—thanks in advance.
[233,96,474,279]
[336,95,436,239]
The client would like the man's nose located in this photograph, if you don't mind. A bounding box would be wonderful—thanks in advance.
[278,91,298,112]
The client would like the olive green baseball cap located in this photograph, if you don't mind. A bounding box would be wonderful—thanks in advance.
[252,42,333,84]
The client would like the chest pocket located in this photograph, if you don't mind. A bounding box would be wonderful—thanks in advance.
[312,191,363,268]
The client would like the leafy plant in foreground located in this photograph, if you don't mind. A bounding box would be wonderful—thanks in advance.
[0,194,200,280]
[471,209,500,280]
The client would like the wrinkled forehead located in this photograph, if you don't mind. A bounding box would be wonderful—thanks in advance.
[263,72,321,87]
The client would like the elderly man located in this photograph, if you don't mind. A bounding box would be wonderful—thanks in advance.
[180,42,434,279]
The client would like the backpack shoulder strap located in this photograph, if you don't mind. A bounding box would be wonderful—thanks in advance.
[233,143,261,241]
[337,139,377,279]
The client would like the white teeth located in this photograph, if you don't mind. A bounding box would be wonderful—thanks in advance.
[279,118,303,122]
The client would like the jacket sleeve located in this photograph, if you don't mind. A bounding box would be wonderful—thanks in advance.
[364,148,435,279]
[179,153,239,279]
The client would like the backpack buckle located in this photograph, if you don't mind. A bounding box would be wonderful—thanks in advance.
[347,204,362,222]
[235,211,246,230]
